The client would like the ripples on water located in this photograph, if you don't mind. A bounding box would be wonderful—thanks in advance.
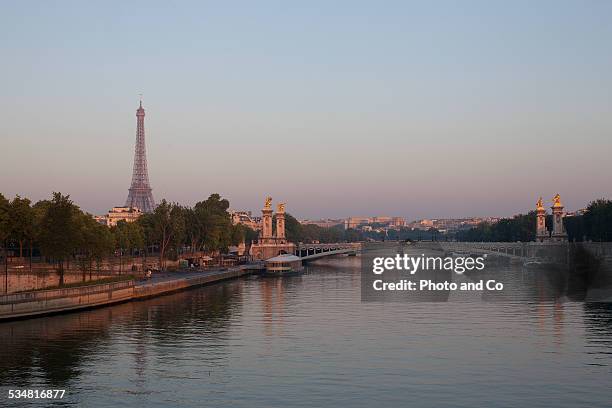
[1,255,611,407]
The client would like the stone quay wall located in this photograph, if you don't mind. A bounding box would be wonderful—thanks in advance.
[134,268,253,299]
[0,265,260,321]
[0,280,135,320]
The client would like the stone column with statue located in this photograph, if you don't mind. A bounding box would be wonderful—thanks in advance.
[250,197,296,260]
[550,194,567,242]
[536,197,548,242]
[261,196,274,243]
[276,203,286,242]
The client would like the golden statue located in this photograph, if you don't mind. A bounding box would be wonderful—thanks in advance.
[264,196,272,209]
[277,203,285,213]
[552,193,562,207]
[536,197,544,209]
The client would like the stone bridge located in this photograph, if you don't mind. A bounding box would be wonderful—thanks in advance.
[416,241,612,266]
[294,243,361,261]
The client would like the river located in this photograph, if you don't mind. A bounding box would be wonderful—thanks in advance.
[1,255,611,407]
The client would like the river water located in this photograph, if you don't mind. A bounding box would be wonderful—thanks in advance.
[1,255,611,407]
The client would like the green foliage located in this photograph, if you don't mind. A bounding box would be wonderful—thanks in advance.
[564,215,585,242]
[273,213,360,243]
[127,221,145,250]
[139,199,185,266]
[134,193,239,263]
[8,196,35,257]
[1,190,265,276]
[0,192,116,281]
[111,221,130,251]
[168,204,186,258]
[281,213,303,243]
[582,199,612,241]
[37,193,82,267]
[456,200,612,243]
[229,224,258,245]
[343,227,364,242]
[136,211,156,250]
[111,220,144,252]
[242,225,259,244]
[456,212,536,242]
[193,194,233,252]
[183,206,203,251]
[77,213,114,273]
[0,193,9,244]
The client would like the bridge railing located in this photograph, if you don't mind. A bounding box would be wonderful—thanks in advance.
[295,243,361,249]
[294,243,361,258]
[437,241,569,260]
[418,241,612,263]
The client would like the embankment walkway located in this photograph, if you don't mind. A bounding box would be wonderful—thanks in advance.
[0,264,263,321]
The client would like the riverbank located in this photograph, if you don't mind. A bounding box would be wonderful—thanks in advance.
[0,264,264,321]
[133,266,262,300]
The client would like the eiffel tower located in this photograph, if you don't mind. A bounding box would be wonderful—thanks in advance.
[125,100,155,213]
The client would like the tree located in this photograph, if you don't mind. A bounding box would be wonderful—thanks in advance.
[137,211,156,260]
[111,221,130,273]
[37,192,81,285]
[32,199,51,259]
[231,224,258,245]
[0,193,8,249]
[564,214,585,242]
[282,213,303,243]
[0,193,9,293]
[243,225,259,244]
[193,194,233,253]
[583,199,612,241]
[111,221,130,251]
[8,196,35,258]
[147,200,185,269]
[455,212,536,242]
[168,205,186,261]
[78,213,114,280]
[183,207,203,253]
[126,221,145,255]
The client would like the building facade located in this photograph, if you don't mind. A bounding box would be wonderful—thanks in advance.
[95,206,143,227]
[344,216,407,230]
[230,210,261,231]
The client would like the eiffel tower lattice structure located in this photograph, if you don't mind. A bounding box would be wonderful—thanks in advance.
[125,100,155,213]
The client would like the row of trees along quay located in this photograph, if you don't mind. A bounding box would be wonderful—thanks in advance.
[0,191,361,293]
[0,192,258,291]
[452,199,612,242]
[354,199,612,243]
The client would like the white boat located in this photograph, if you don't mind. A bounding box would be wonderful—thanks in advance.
[264,254,304,276]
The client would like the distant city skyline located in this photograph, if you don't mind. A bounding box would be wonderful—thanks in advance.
[1,1,611,219]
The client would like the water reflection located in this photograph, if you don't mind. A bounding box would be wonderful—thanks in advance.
[0,282,242,390]
[0,257,612,407]
[583,303,612,351]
